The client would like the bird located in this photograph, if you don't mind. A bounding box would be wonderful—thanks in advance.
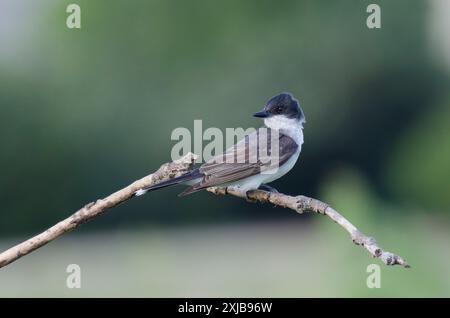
[135,92,305,197]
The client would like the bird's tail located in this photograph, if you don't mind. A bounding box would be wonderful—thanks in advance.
[134,169,202,196]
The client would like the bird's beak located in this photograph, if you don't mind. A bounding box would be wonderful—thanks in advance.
[253,110,269,118]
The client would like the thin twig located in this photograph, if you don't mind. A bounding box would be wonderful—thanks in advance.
[207,186,410,268]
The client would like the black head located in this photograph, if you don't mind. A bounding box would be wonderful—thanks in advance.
[253,92,305,122]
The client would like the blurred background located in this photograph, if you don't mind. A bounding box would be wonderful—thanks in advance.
[1,0,450,297]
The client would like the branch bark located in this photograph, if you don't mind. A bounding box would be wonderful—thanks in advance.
[0,153,409,269]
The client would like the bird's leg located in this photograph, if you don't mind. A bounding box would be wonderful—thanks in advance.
[258,184,279,193]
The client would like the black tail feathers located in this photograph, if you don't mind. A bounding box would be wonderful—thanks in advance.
[134,169,202,196]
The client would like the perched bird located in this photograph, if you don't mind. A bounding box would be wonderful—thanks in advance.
[135,92,305,197]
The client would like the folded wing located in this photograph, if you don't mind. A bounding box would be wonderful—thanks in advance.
[179,128,298,196]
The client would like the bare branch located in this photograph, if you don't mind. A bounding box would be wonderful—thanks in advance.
[0,153,409,269]
[207,186,410,268]
[0,153,197,269]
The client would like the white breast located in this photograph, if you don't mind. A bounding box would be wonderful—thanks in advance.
[229,115,304,191]
[264,115,304,146]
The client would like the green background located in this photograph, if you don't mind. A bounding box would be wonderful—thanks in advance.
[0,0,449,297]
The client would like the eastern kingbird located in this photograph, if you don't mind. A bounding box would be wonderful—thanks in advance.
[136,92,305,196]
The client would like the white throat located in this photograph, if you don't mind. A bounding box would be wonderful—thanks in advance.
[264,115,304,146]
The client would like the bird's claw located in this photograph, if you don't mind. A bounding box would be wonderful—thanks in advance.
[245,190,258,202]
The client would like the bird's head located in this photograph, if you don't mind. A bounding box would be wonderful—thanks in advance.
[253,92,305,127]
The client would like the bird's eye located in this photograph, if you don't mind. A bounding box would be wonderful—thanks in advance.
[274,106,283,114]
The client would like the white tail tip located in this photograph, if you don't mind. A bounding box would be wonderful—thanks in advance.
[135,189,147,196]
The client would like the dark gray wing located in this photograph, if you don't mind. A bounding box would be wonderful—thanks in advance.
[179,128,298,196]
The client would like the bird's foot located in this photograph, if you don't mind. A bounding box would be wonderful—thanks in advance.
[258,184,279,193]
[245,190,258,203]
[245,185,278,202]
